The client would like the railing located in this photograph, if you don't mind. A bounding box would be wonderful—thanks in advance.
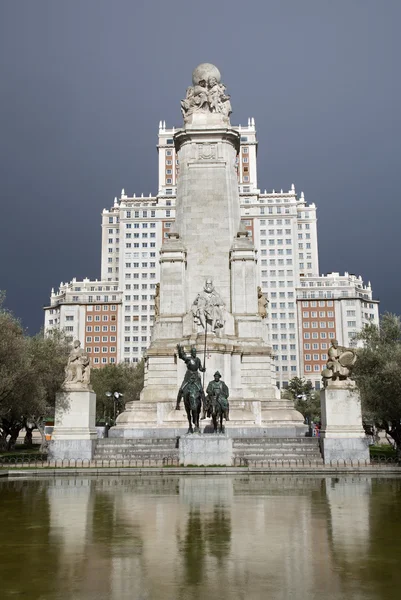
[0,455,399,469]
[0,456,180,469]
[233,456,401,468]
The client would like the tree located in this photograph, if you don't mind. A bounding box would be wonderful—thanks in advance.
[285,376,321,424]
[23,330,70,449]
[353,313,401,451]
[0,293,70,450]
[91,360,144,424]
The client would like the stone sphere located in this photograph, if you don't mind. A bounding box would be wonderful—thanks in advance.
[192,63,221,86]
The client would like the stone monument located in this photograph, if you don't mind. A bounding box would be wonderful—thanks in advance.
[320,340,369,464]
[49,340,97,460]
[113,63,305,438]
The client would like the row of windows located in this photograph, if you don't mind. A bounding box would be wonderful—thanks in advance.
[271,334,296,340]
[125,233,156,239]
[272,344,297,350]
[86,347,116,353]
[265,281,294,288]
[86,336,116,343]
[124,336,148,342]
[124,347,147,353]
[125,315,152,322]
[304,343,328,350]
[305,365,324,372]
[275,355,298,362]
[304,332,336,339]
[303,311,334,318]
[268,292,295,299]
[303,322,335,328]
[260,219,292,226]
[261,229,292,236]
[93,357,116,364]
[87,304,117,311]
[261,250,293,256]
[305,354,327,361]
[263,270,293,277]
[87,315,116,322]
[302,301,334,308]
[125,263,156,269]
[125,284,155,290]
[123,273,157,279]
[270,302,295,309]
[87,326,117,332]
[126,222,157,229]
[261,258,293,266]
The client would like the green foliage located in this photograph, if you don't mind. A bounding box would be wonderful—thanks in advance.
[0,293,70,450]
[91,360,144,423]
[353,313,401,449]
[285,376,321,423]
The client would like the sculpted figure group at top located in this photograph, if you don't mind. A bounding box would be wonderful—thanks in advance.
[181,63,232,123]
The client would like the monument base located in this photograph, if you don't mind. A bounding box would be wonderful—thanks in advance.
[179,433,233,466]
[320,437,370,464]
[110,399,307,439]
[320,385,370,464]
[49,389,97,461]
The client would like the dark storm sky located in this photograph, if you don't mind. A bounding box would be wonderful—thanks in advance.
[1,0,400,333]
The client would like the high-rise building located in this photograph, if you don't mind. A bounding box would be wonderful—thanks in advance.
[296,272,379,389]
[44,278,122,366]
[46,119,379,385]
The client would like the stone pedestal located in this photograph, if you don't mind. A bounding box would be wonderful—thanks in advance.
[49,389,97,460]
[179,433,233,466]
[320,384,370,464]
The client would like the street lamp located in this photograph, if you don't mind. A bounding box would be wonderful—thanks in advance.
[105,391,124,422]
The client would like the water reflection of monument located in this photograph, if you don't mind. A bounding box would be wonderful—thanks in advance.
[43,475,382,600]
[114,63,304,438]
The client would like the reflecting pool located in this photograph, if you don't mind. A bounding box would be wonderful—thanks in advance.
[1,475,401,599]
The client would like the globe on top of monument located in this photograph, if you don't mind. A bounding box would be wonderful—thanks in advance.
[181,63,232,123]
[192,63,221,86]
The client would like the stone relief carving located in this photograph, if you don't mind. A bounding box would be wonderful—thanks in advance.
[257,286,268,319]
[197,143,217,160]
[154,282,160,319]
[181,63,232,123]
[322,340,357,388]
[64,340,91,389]
[192,278,225,333]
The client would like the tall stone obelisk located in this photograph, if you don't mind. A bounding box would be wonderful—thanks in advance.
[114,64,305,437]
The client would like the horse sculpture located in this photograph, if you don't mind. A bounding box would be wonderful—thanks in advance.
[206,371,230,434]
[182,385,202,434]
[211,393,228,434]
[175,344,205,434]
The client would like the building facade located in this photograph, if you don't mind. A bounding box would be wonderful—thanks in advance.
[46,119,379,386]
[296,272,379,388]
[44,278,122,367]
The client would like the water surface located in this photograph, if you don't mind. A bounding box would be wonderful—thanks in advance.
[1,474,400,600]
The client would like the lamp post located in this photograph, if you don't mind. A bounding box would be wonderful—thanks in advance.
[105,391,124,423]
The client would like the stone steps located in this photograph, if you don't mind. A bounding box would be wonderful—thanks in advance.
[94,438,179,461]
[232,437,323,465]
[93,436,323,465]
